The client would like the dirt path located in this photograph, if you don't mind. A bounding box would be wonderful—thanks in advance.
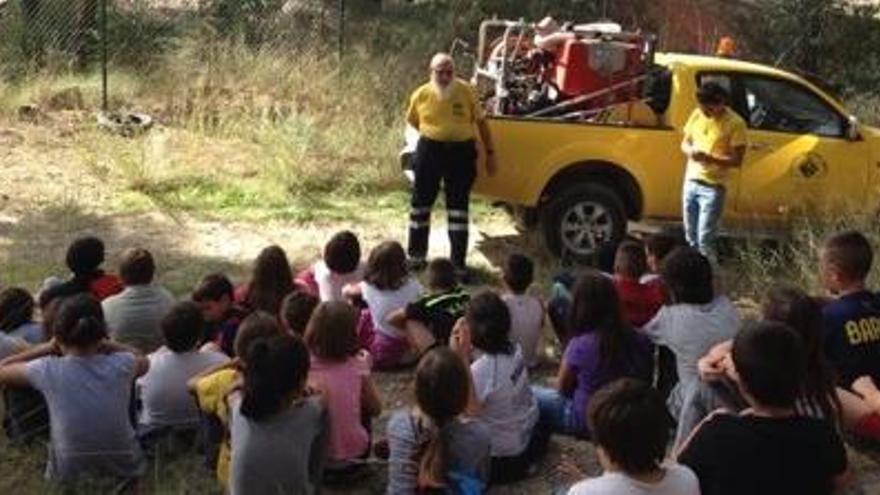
[0,116,544,291]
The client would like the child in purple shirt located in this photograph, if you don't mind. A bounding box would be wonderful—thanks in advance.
[532,272,652,436]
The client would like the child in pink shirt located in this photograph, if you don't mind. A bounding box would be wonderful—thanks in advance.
[305,301,383,470]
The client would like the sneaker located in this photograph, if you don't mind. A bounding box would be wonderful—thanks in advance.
[407,257,427,272]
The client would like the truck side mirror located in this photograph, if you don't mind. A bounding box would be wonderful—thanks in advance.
[847,115,861,141]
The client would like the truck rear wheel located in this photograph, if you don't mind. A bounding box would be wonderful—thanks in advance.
[540,184,627,263]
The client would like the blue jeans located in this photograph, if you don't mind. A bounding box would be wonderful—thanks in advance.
[683,179,726,260]
[531,386,586,436]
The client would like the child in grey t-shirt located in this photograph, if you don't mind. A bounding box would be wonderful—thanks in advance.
[228,334,328,495]
[387,347,491,494]
[641,248,740,417]
[0,294,148,482]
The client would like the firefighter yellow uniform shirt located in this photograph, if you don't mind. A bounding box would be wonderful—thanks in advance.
[406,78,483,142]
[684,107,747,185]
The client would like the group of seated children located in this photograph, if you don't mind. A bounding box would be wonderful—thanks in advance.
[3,228,880,495]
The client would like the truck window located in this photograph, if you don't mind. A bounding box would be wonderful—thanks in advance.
[739,76,844,138]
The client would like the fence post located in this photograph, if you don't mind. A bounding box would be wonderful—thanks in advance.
[101,0,108,111]
[338,0,345,64]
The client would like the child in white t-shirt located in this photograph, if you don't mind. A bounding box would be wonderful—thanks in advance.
[451,291,546,485]
[313,231,365,302]
[567,379,699,495]
[501,254,544,369]
[346,241,422,369]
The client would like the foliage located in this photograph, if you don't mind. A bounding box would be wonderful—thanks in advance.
[732,0,880,95]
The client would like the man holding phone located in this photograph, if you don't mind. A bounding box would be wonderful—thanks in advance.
[681,82,747,261]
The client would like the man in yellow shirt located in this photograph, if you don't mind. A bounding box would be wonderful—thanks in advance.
[405,53,496,279]
[681,82,747,260]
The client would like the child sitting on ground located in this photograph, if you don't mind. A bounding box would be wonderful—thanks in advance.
[0,294,147,483]
[235,245,296,315]
[280,290,319,336]
[613,241,665,328]
[348,241,423,370]
[138,301,228,435]
[641,233,679,285]
[641,247,740,419]
[192,273,248,356]
[388,258,469,356]
[103,248,175,353]
[189,312,284,489]
[532,272,653,437]
[38,236,123,308]
[502,254,544,369]
[566,379,699,495]
[0,290,34,360]
[1,295,53,442]
[819,230,880,388]
[228,333,328,494]
[678,286,842,445]
[0,287,45,344]
[451,291,546,485]
[304,301,382,472]
[387,347,491,493]
[678,321,850,495]
[306,231,365,302]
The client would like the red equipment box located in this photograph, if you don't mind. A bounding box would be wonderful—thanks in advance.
[554,38,644,100]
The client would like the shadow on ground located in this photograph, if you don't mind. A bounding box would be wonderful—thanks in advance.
[0,202,245,296]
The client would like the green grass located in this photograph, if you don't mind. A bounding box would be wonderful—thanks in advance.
[723,214,880,300]
[0,439,221,494]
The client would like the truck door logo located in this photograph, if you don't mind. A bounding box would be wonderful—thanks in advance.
[792,153,827,179]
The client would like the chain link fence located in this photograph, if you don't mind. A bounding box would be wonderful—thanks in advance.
[0,0,347,107]
[5,0,880,113]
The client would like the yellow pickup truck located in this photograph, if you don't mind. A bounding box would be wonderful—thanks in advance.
[463,52,879,260]
[402,51,878,260]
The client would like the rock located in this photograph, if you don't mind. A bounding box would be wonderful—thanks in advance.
[45,87,85,111]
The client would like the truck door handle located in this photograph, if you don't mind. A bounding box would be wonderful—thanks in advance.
[749,142,775,151]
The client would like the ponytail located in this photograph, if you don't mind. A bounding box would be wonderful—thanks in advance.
[241,340,275,420]
[240,334,309,421]
[411,348,470,490]
[53,295,107,348]
[417,419,452,490]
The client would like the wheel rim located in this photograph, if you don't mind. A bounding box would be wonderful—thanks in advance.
[559,201,615,256]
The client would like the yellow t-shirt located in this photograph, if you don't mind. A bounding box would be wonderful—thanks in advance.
[194,368,239,489]
[406,78,483,142]
[684,107,748,185]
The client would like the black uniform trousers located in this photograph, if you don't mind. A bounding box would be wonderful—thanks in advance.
[407,137,477,269]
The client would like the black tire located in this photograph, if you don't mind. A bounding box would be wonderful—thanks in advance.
[540,183,628,264]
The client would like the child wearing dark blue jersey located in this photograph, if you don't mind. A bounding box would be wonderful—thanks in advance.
[819,231,880,388]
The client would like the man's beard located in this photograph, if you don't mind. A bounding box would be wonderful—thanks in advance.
[432,80,454,101]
